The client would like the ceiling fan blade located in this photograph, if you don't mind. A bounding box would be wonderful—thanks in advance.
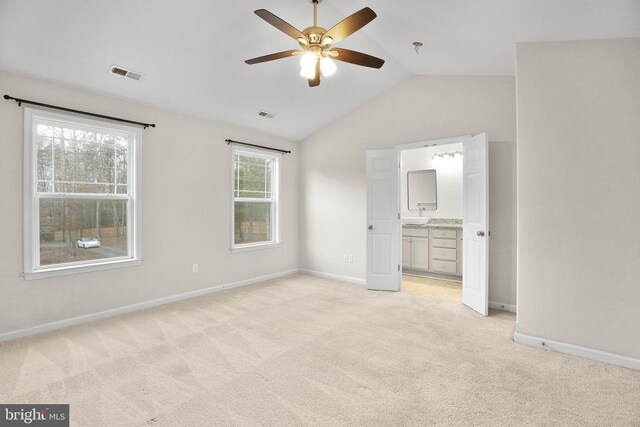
[332,48,385,69]
[254,9,306,42]
[308,60,321,87]
[323,7,377,44]
[245,50,301,65]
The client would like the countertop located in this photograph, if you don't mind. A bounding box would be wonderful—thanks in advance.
[402,218,463,230]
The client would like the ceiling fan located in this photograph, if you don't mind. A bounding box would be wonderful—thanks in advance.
[245,0,385,87]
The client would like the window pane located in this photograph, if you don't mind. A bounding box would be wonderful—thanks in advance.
[37,121,129,194]
[37,124,53,137]
[234,201,272,244]
[39,198,128,266]
[234,154,273,199]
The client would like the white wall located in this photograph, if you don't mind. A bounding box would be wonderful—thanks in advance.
[401,144,463,219]
[0,71,299,336]
[516,38,640,359]
[300,75,517,306]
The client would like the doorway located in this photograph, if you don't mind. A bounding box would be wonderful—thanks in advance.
[365,134,489,316]
[400,141,464,303]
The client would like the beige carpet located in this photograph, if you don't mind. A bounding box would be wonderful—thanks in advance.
[1,274,639,426]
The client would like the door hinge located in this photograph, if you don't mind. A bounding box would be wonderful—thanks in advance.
[398,213,400,220]
[398,264,400,271]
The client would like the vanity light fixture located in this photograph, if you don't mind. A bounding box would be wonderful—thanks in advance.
[432,150,462,160]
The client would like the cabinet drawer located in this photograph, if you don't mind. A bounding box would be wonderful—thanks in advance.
[430,259,457,274]
[431,238,456,249]
[431,247,457,261]
[429,228,457,239]
[402,228,429,238]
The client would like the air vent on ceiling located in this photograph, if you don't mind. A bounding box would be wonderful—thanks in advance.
[258,110,275,119]
[110,65,142,81]
[126,71,142,81]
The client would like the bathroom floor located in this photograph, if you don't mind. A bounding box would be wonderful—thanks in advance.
[402,274,462,302]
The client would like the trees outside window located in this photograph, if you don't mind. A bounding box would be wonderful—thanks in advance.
[24,108,142,278]
[232,147,280,249]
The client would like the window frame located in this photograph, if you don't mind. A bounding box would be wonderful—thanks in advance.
[23,107,143,280]
[230,145,281,252]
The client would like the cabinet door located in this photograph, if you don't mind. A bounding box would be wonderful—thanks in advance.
[411,237,430,271]
[457,230,463,276]
[402,237,412,269]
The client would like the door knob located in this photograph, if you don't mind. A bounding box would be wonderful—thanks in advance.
[368,225,373,230]
[477,231,485,237]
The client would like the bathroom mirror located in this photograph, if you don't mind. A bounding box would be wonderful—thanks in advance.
[408,169,437,211]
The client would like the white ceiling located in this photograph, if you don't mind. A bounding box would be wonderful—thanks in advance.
[1,0,639,141]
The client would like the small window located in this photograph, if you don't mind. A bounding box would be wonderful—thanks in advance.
[231,146,280,250]
[24,108,142,279]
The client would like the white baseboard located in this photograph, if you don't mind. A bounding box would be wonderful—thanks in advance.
[489,301,517,313]
[300,269,366,286]
[0,269,299,343]
[513,331,640,371]
[402,270,462,283]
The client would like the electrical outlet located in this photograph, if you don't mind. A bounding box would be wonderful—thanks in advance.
[347,254,353,263]
[192,263,199,273]
[343,254,348,262]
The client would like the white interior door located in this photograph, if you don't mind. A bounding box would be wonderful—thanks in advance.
[462,133,489,315]
[366,149,401,291]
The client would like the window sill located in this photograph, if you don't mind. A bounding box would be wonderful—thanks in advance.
[23,259,143,280]
[231,242,282,253]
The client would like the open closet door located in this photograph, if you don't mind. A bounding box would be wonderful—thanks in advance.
[366,149,401,291]
[462,133,489,315]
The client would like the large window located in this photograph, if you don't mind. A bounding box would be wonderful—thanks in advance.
[231,146,280,250]
[24,108,142,279]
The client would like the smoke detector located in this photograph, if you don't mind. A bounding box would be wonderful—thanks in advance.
[110,65,143,81]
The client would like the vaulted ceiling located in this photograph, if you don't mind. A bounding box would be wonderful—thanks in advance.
[1,0,639,140]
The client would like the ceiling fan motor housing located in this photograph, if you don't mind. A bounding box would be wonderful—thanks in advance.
[302,27,327,45]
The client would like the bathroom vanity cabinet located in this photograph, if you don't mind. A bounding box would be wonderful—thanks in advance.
[402,226,463,278]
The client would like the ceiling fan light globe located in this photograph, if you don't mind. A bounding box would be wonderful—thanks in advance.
[300,51,317,67]
[321,36,333,46]
[300,66,317,79]
[320,57,337,77]
[300,52,318,79]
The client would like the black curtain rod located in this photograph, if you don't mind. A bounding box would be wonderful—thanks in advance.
[226,139,291,154]
[3,95,156,129]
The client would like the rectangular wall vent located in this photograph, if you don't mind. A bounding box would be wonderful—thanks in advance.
[110,65,143,81]
[111,66,128,77]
